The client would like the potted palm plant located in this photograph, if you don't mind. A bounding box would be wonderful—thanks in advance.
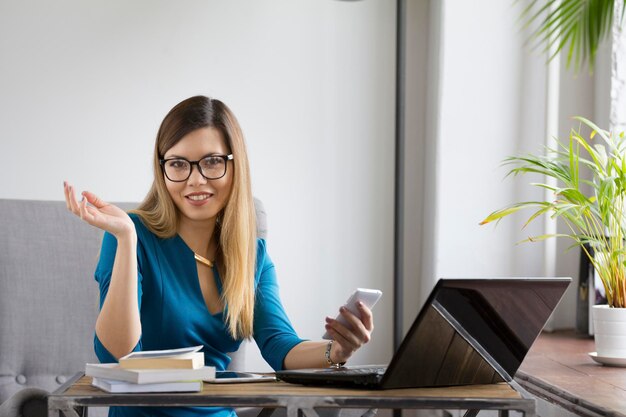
[480,117,626,365]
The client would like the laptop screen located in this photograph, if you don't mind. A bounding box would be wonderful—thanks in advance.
[382,278,570,388]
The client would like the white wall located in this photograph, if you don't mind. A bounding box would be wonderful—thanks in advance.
[0,0,396,371]
[432,0,548,283]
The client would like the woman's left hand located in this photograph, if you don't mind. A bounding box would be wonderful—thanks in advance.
[324,302,374,364]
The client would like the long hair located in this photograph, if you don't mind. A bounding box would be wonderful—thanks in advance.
[131,96,256,339]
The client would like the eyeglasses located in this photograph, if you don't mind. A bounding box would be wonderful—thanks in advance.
[159,154,233,182]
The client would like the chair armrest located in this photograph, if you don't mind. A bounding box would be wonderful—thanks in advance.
[0,388,48,417]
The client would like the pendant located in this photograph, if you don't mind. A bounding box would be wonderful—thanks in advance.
[194,253,213,268]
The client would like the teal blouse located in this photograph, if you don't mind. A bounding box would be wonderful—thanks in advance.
[94,214,304,417]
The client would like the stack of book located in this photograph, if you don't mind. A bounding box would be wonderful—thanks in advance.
[86,346,215,393]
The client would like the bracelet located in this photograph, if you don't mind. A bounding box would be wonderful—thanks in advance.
[325,340,346,368]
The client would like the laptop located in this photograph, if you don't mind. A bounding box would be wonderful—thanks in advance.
[276,277,570,389]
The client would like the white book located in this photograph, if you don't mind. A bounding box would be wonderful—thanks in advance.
[120,346,203,359]
[118,346,204,369]
[86,363,216,384]
[91,377,202,393]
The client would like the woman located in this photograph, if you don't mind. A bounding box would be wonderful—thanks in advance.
[63,96,374,417]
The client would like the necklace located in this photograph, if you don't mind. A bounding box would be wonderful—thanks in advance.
[194,253,213,268]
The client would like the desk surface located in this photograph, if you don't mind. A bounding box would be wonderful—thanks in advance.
[517,330,626,417]
[49,374,531,416]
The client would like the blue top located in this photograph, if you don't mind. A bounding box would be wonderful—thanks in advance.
[94,214,304,417]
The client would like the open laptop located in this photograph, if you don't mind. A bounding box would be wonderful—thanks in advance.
[276,277,570,389]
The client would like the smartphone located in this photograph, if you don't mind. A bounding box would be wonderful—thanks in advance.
[322,288,383,340]
[205,371,276,383]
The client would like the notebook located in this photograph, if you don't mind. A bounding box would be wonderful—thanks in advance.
[276,277,570,389]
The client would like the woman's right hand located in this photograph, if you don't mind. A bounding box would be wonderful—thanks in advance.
[63,181,135,238]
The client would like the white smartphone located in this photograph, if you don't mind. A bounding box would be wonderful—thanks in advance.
[322,288,383,340]
[205,371,276,383]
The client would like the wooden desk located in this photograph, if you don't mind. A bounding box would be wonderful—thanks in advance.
[516,330,626,417]
[48,374,534,417]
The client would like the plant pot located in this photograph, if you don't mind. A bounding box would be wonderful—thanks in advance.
[591,305,626,365]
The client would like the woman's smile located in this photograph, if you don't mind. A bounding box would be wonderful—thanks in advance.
[185,192,214,205]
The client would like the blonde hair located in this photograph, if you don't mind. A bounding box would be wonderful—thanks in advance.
[131,96,256,339]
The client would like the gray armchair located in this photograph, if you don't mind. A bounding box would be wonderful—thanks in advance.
[0,198,267,417]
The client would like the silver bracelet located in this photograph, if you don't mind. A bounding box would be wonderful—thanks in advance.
[325,340,346,368]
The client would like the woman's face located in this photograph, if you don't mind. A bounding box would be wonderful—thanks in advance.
[163,127,233,227]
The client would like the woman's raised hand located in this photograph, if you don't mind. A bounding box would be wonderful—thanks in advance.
[63,181,135,238]
[324,302,374,365]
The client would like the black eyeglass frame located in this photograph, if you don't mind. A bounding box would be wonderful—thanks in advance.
[159,154,234,182]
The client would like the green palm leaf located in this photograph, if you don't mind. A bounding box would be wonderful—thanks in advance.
[521,0,625,73]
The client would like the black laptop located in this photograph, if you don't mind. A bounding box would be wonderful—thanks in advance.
[276,277,570,389]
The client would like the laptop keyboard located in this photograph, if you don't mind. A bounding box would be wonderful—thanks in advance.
[329,366,386,375]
